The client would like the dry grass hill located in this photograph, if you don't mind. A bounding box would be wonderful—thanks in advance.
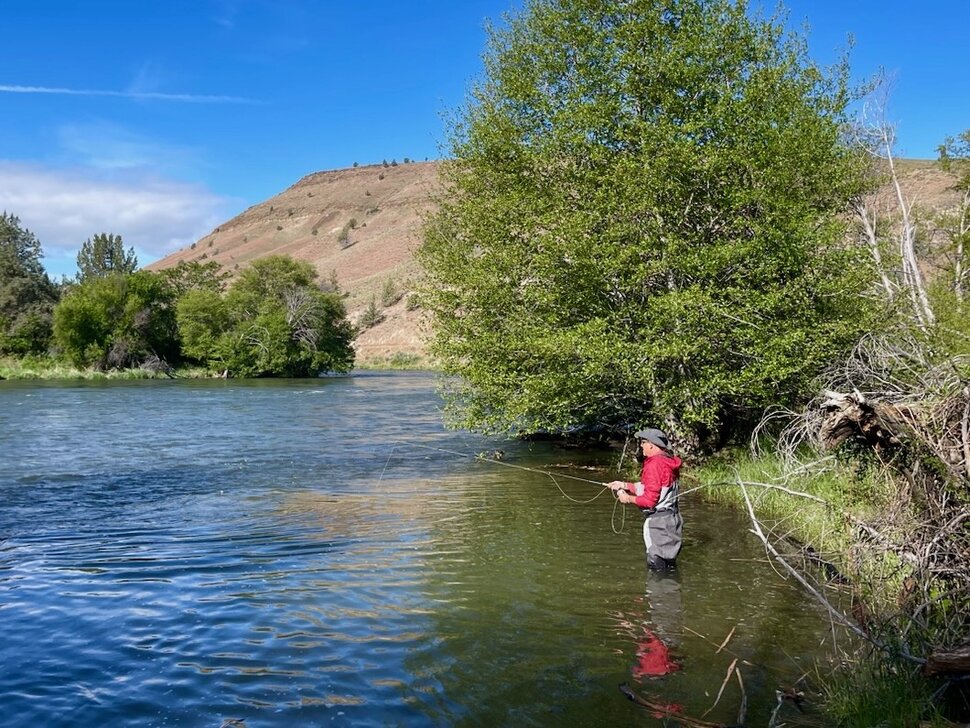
[148,158,963,367]
[148,161,440,366]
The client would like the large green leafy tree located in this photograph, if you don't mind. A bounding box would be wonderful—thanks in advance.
[175,256,355,377]
[76,233,138,282]
[160,260,230,297]
[420,0,876,446]
[53,271,178,368]
[0,212,60,355]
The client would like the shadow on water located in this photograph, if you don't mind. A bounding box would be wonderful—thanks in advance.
[0,372,843,727]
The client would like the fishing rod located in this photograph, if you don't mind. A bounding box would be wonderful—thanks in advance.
[393,442,631,532]
[407,443,612,498]
[400,442,725,499]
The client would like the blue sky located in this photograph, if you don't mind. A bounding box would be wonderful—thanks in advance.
[2,1,968,278]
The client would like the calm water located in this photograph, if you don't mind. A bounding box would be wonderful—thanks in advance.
[1,373,836,727]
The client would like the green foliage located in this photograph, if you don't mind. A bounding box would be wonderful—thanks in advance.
[0,212,60,355]
[76,233,137,282]
[420,0,876,444]
[380,278,402,307]
[926,282,970,363]
[937,129,970,182]
[173,289,230,363]
[819,656,949,728]
[161,260,229,298]
[936,128,970,316]
[175,256,355,377]
[354,352,427,370]
[53,271,178,369]
[357,296,384,329]
[337,221,354,249]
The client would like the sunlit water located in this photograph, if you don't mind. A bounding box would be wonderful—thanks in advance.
[1,373,838,726]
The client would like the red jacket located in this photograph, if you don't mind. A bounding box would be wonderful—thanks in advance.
[627,453,682,510]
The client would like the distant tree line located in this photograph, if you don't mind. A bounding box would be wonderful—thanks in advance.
[0,215,355,376]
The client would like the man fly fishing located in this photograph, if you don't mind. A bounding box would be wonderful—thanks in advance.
[607,428,683,572]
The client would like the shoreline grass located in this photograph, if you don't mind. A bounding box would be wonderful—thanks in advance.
[1,354,440,380]
[0,356,215,381]
[352,352,439,371]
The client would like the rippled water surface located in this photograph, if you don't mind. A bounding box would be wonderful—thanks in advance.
[1,373,835,726]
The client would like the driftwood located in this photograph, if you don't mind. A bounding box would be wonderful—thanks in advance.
[924,645,970,677]
[820,389,969,487]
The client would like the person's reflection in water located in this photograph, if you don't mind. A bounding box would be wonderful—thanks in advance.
[613,571,684,684]
[611,572,686,718]
[634,571,683,680]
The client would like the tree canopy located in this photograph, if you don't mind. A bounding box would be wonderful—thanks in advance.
[419,0,877,446]
[53,270,178,369]
[176,256,355,377]
[0,212,59,355]
[76,233,138,282]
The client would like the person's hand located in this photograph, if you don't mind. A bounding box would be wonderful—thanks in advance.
[616,491,634,505]
[606,480,625,491]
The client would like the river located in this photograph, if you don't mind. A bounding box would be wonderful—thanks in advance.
[0,372,836,726]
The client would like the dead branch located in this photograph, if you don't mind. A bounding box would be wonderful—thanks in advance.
[738,480,925,664]
[618,683,737,727]
[716,626,737,654]
[683,626,756,668]
[734,669,747,727]
[702,658,738,718]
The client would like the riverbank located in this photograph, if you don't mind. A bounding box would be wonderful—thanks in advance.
[0,356,187,380]
[692,451,963,726]
[0,355,443,380]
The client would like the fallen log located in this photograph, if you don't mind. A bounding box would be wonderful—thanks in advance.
[923,645,970,677]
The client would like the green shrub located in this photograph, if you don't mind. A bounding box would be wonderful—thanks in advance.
[380,278,403,307]
[357,296,384,329]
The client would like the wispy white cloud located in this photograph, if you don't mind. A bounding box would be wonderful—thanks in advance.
[56,121,199,172]
[0,84,254,104]
[0,162,236,277]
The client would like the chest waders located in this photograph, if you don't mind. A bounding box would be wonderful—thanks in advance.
[642,480,682,571]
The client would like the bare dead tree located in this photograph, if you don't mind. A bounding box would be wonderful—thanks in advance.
[282,288,324,351]
[852,91,936,328]
[938,130,970,302]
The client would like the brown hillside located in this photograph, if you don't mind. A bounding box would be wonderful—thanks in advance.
[147,161,441,364]
[148,158,962,366]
